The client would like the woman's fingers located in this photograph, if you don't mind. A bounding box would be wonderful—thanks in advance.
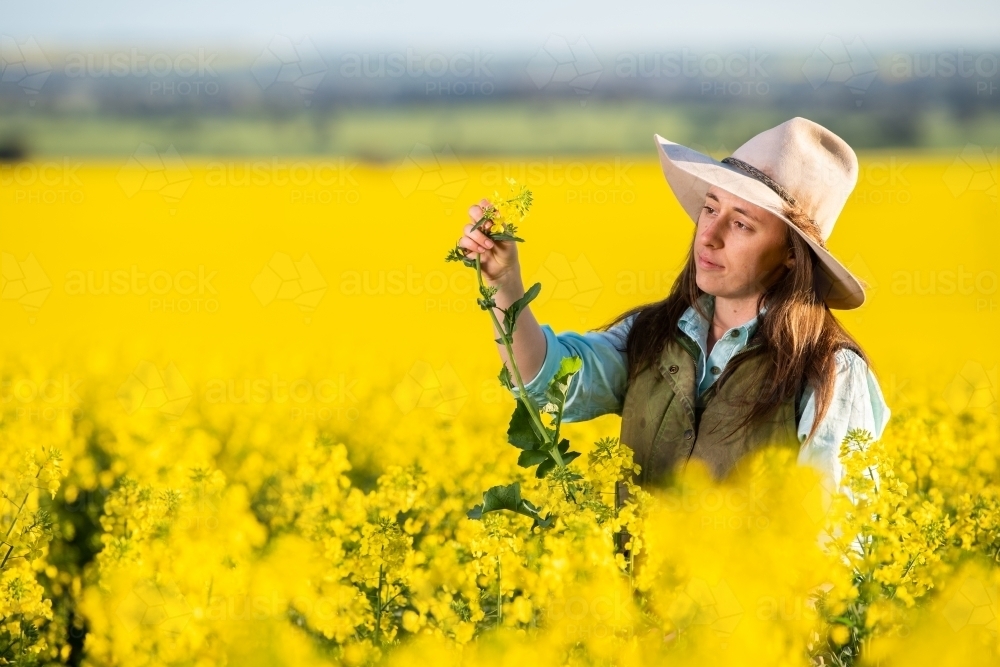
[462,222,495,250]
[457,235,487,255]
[461,197,499,257]
[468,198,491,223]
[468,203,482,223]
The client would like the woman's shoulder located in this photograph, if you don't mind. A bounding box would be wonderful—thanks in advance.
[832,346,868,374]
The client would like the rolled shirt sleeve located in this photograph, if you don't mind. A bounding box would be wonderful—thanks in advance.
[507,314,636,423]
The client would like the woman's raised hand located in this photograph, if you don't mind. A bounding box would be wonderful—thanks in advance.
[458,198,521,286]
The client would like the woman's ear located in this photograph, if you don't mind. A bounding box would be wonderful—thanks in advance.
[783,247,795,271]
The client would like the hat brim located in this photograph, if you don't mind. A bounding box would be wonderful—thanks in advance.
[654,133,866,310]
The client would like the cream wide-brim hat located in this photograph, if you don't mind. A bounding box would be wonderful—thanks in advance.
[654,116,866,310]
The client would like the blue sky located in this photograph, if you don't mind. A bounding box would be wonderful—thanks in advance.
[5,0,1000,52]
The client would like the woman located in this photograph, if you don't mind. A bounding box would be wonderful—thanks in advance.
[457,117,891,493]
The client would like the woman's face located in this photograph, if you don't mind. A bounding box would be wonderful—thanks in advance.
[693,185,794,299]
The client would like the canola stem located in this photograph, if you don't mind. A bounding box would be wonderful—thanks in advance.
[475,254,566,468]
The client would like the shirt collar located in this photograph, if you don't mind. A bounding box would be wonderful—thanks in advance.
[678,293,767,346]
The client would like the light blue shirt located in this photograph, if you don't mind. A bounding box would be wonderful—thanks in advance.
[510,292,892,491]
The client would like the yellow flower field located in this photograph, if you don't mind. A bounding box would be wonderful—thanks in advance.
[1,152,999,665]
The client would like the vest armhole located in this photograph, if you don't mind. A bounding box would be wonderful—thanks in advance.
[794,379,807,430]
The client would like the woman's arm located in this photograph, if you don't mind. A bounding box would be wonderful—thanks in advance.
[504,314,636,423]
[489,271,548,390]
[457,197,633,422]
[796,348,892,499]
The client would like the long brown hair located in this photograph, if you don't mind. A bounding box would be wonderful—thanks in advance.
[598,202,875,444]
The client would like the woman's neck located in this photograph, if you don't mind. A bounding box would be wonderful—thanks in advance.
[707,294,761,352]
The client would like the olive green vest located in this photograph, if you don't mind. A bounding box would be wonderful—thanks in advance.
[619,331,803,488]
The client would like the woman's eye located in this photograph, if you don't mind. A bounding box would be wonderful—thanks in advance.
[703,205,715,214]
[735,220,749,230]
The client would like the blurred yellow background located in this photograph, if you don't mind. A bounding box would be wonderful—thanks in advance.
[2,150,998,434]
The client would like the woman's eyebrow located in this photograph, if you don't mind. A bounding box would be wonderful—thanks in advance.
[732,206,759,222]
[705,192,759,223]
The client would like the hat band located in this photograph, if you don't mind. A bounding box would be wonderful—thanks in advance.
[721,156,799,208]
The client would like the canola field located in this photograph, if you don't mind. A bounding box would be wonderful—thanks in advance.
[2,149,1000,666]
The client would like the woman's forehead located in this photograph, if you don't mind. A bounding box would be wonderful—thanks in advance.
[704,185,783,226]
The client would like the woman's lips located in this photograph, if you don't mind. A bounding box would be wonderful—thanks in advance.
[697,253,723,270]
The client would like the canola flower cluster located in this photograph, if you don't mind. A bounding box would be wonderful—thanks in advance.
[3,380,1000,667]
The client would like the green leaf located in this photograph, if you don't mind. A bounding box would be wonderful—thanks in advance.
[489,233,525,242]
[502,282,541,336]
[498,365,514,390]
[542,355,582,443]
[545,356,582,408]
[517,449,549,468]
[535,439,581,478]
[466,482,552,528]
[507,397,551,450]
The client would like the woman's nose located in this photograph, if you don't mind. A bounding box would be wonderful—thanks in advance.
[698,215,724,245]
